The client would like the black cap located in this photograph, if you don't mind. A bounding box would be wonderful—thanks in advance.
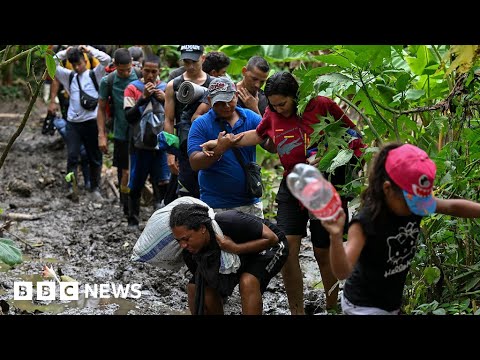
[178,45,204,61]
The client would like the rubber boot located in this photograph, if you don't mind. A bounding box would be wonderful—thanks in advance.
[152,182,167,211]
[120,185,130,216]
[128,193,141,229]
[89,165,103,201]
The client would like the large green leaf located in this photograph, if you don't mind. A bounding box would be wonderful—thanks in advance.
[405,45,438,76]
[328,149,353,173]
[262,45,305,61]
[318,149,339,172]
[397,115,420,134]
[345,45,391,69]
[395,73,410,91]
[405,89,426,101]
[45,54,56,80]
[0,238,22,266]
[314,54,352,68]
[305,66,339,78]
[218,45,264,59]
[315,73,353,95]
[424,266,441,285]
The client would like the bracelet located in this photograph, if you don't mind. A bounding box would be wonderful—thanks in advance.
[216,154,223,162]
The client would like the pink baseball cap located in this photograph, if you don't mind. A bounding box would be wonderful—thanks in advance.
[385,144,437,216]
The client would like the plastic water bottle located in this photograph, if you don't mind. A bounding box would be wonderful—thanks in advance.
[286,163,342,221]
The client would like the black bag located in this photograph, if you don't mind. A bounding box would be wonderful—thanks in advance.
[79,91,98,111]
[220,121,263,198]
[243,161,263,198]
[74,71,99,111]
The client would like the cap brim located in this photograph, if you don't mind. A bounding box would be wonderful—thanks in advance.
[403,190,436,216]
[211,92,235,107]
[180,53,201,61]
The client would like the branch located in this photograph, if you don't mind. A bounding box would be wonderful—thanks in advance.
[335,93,383,144]
[431,45,453,91]
[372,98,447,115]
[358,70,396,134]
[0,68,47,171]
[2,45,11,63]
[371,73,469,116]
[0,45,40,69]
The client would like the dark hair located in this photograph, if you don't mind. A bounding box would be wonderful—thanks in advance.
[169,203,214,236]
[66,46,84,65]
[142,54,160,67]
[246,56,269,73]
[202,51,230,75]
[113,48,132,65]
[128,46,144,61]
[361,142,403,220]
[264,71,299,112]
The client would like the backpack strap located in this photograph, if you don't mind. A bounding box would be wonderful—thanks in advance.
[89,70,99,92]
[134,67,142,80]
[173,74,184,92]
[106,71,116,97]
[87,53,95,69]
[68,71,75,87]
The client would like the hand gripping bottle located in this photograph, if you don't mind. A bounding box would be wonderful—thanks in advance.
[286,163,342,221]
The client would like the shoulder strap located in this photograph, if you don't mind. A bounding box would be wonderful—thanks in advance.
[134,67,142,80]
[89,70,99,92]
[204,73,213,87]
[173,75,183,92]
[87,53,94,69]
[75,73,83,91]
[107,71,116,97]
[69,71,75,87]
[219,121,246,168]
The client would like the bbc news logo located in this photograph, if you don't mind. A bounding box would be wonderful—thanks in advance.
[13,282,142,301]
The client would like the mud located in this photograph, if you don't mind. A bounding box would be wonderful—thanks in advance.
[0,99,329,315]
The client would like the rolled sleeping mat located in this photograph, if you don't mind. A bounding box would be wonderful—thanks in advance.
[176,80,207,104]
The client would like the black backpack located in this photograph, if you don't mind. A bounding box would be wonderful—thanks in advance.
[104,67,142,127]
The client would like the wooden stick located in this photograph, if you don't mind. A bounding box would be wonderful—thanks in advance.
[1,213,42,221]
[107,179,120,198]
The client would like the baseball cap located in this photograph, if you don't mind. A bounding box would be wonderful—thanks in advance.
[208,77,237,107]
[385,144,437,216]
[178,45,204,61]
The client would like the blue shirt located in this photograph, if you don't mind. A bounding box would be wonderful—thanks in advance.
[188,106,261,208]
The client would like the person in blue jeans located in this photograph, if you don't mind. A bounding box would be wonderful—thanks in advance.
[53,117,91,189]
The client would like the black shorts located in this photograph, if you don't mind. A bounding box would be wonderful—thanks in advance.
[275,178,348,248]
[113,139,129,170]
[185,220,288,295]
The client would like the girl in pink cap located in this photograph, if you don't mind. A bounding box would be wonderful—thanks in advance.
[321,142,480,314]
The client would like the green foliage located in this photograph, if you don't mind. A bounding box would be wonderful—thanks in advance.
[0,238,22,266]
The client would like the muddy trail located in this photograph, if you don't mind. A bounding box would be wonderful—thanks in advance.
[0,99,329,315]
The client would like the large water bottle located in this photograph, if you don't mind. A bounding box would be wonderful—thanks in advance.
[286,163,342,221]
